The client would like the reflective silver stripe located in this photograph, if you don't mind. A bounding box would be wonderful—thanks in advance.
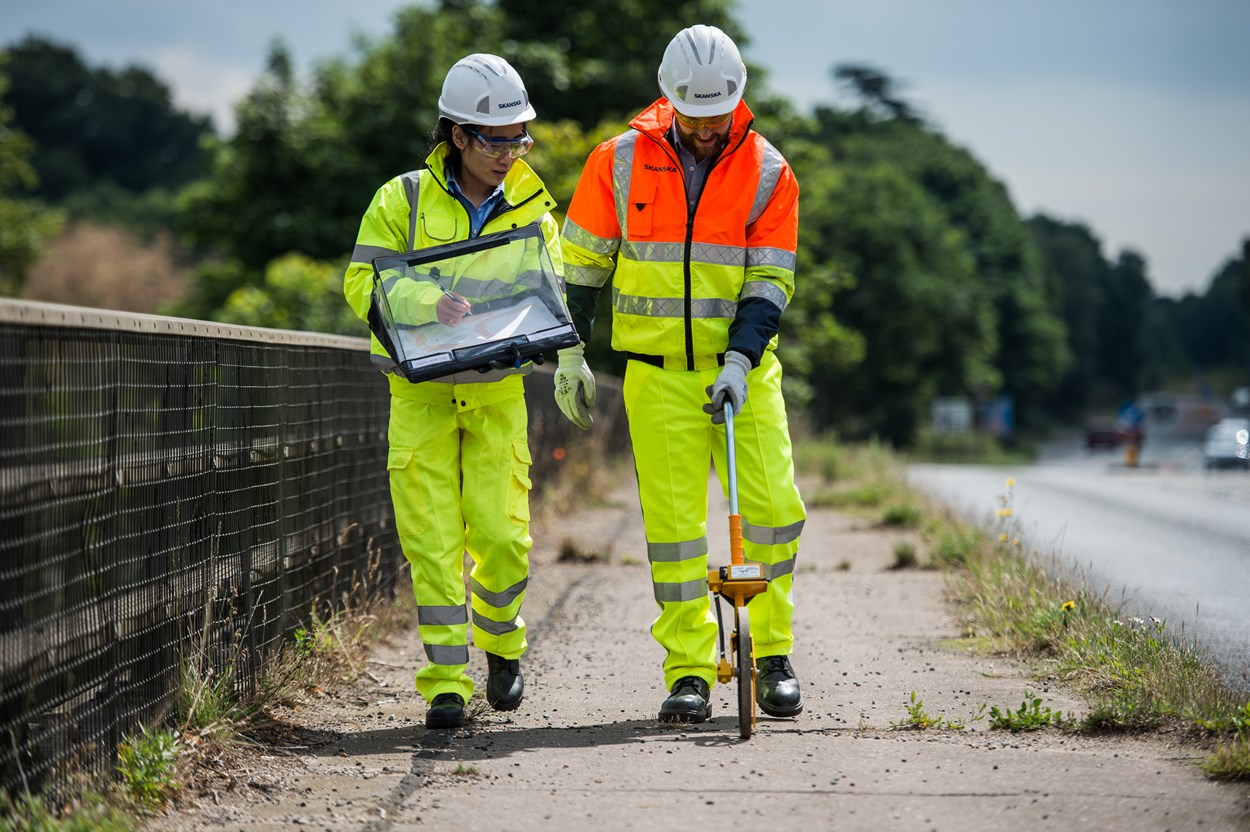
[563,217,620,257]
[566,262,614,288]
[647,537,708,563]
[471,575,529,609]
[401,170,422,249]
[613,132,639,236]
[654,578,708,603]
[759,557,796,581]
[418,605,468,626]
[741,281,789,313]
[747,140,785,227]
[613,289,735,319]
[745,246,797,272]
[744,518,805,545]
[622,241,684,263]
[621,241,746,268]
[424,643,469,665]
[353,244,399,263]
[472,610,519,636]
[381,274,404,293]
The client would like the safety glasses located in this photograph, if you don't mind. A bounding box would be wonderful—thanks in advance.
[461,125,534,160]
[673,110,732,131]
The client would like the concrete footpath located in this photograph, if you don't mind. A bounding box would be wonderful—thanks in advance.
[148,472,1250,832]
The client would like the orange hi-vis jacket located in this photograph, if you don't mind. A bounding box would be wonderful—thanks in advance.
[561,98,798,371]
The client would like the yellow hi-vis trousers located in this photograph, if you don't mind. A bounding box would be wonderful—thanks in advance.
[622,351,806,691]
[386,373,532,703]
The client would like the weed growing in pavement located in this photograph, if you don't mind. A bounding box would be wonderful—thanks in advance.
[0,789,132,832]
[889,691,969,730]
[890,541,917,569]
[880,502,922,528]
[463,695,493,725]
[988,692,1065,732]
[557,537,611,564]
[116,725,182,810]
[1202,735,1250,781]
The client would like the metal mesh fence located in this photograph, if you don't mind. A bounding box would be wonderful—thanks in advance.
[0,301,397,799]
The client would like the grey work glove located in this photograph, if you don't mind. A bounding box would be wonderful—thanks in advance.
[703,350,752,424]
[554,342,597,430]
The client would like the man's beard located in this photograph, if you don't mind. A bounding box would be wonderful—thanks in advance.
[689,134,727,161]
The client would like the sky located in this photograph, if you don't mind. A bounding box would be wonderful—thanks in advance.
[2,0,1248,298]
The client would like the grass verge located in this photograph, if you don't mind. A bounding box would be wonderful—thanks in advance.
[793,434,1250,781]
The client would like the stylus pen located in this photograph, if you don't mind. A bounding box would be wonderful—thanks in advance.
[442,289,472,315]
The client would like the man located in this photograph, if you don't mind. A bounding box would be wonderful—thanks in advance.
[553,24,806,723]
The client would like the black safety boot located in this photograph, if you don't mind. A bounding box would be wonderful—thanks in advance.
[756,655,803,717]
[485,652,524,711]
[425,692,465,729]
[658,676,712,723]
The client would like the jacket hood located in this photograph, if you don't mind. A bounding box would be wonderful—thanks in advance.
[629,97,755,145]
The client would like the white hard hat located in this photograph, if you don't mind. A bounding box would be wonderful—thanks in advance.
[438,53,536,126]
[657,24,746,118]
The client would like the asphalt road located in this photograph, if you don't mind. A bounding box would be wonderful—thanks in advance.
[909,424,1250,690]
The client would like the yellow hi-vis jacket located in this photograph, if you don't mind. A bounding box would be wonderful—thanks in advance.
[560,98,798,370]
[343,143,563,382]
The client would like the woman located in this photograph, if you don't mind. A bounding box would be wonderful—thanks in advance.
[343,54,561,729]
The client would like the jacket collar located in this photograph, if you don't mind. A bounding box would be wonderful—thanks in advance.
[423,142,548,207]
[629,98,755,146]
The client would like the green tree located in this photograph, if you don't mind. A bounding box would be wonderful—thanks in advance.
[217,253,359,335]
[1095,250,1152,399]
[179,4,510,278]
[495,0,747,127]
[798,158,996,443]
[1,35,211,200]
[0,66,62,295]
[793,88,1067,443]
[1027,215,1109,416]
[832,63,922,124]
[1160,244,1250,378]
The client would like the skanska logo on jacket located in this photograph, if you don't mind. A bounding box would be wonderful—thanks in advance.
[643,163,678,173]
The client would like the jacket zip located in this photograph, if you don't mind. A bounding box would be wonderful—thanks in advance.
[428,169,545,239]
[641,122,753,370]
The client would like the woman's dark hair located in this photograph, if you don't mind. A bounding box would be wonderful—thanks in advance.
[426,117,464,174]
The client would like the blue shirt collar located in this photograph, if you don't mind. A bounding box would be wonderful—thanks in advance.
[446,165,507,237]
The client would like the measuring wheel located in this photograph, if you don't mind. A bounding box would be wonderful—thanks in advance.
[733,604,755,739]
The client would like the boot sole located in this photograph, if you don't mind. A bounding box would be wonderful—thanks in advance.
[658,706,712,723]
[487,694,523,712]
[758,700,803,718]
[425,713,464,729]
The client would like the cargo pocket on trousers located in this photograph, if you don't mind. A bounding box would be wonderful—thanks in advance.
[386,446,428,535]
[505,440,532,525]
